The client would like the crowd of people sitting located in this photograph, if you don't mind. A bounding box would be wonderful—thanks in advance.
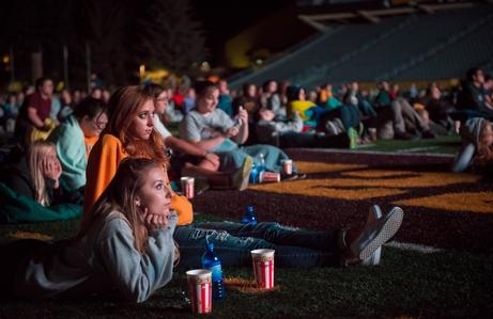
[0,65,491,303]
[0,77,406,303]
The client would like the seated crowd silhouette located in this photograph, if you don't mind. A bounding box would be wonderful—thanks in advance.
[0,66,492,223]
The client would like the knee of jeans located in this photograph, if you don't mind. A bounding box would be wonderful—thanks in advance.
[261,222,299,232]
[190,228,219,240]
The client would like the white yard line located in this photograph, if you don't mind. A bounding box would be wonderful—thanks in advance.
[385,241,443,253]
[292,147,455,158]
[395,146,440,153]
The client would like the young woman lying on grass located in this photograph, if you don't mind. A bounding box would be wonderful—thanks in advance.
[0,158,177,302]
[0,140,82,223]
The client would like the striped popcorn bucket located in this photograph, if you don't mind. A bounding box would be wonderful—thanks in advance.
[186,269,212,314]
[251,249,275,289]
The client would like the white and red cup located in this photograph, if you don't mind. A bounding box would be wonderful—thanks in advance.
[251,249,275,289]
[186,269,212,314]
[180,177,195,200]
[259,171,280,183]
[281,159,293,175]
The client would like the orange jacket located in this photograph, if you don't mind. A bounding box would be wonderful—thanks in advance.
[83,134,193,225]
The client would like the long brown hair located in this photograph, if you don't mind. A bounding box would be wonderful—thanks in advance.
[78,158,160,253]
[476,119,493,166]
[104,85,169,170]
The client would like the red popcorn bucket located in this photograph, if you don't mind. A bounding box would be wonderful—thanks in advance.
[180,176,195,200]
[259,171,280,183]
[186,269,212,314]
[281,159,293,175]
[251,249,275,289]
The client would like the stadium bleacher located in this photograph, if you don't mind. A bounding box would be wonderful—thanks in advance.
[229,3,493,90]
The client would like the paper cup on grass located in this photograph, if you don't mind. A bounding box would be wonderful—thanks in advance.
[180,177,195,200]
[186,269,212,314]
[251,249,275,289]
[281,159,293,175]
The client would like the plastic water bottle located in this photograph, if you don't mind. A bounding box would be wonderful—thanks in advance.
[241,205,257,225]
[249,162,259,184]
[249,154,265,184]
[201,242,226,301]
[258,153,266,173]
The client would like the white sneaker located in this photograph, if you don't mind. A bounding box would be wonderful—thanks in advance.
[361,205,383,266]
[350,206,404,261]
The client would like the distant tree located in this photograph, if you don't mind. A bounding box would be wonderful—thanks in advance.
[0,0,207,88]
[134,0,206,75]
[82,0,129,87]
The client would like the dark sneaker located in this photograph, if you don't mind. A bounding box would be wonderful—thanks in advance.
[422,130,436,139]
[394,131,418,140]
[281,172,307,181]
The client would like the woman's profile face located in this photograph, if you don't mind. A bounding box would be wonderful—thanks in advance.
[128,99,155,140]
[136,167,172,224]
[45,146,59,163]
[82,111,108,137]
[196,87,219,114]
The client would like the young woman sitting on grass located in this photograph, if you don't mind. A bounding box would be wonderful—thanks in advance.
[142,82,251,191]
[0,158,177,302]
[179,80,306,181]
[83,85,404,271]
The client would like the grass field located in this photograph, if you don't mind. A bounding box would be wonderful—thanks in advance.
[2,134,493,319]
[1,214,492,319]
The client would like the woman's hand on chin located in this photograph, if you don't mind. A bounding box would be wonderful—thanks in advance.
[142,208,170,230]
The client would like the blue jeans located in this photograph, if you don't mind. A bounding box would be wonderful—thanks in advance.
[217,144,295,173]
[173,222,339,270]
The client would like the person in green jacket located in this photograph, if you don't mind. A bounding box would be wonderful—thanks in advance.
[47,97,108,193]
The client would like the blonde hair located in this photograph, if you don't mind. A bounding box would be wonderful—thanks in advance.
[28,140,56,206]
[476,119,493,166]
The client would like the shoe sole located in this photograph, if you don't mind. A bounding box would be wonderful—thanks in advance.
[357,206,404,261]
[361,205,383,266]
[237,156,253,191]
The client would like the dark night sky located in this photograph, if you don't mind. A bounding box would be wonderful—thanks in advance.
[190,0,289,52]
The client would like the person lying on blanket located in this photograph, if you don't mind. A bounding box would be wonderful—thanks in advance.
[0,140,82,223]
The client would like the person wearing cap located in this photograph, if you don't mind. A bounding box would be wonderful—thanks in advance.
[451,117,493,174]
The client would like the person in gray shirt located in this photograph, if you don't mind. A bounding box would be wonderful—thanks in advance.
[0,158,177,303]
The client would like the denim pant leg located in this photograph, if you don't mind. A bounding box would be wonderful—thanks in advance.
[279,131,348,149]
[340,104,361,129]
[241,144,292,173]
[173,223,339,270]
[359,100,378,117]
[217,149,249,173]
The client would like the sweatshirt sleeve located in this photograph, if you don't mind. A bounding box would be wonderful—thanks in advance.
[83,135,127,213]
[50,119,87,191]
[98,212,177,303]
